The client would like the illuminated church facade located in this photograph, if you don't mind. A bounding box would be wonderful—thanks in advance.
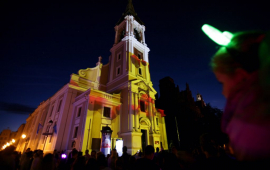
[17,1,168,155]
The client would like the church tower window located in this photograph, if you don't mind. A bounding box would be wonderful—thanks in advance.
[117,52,121,62]
[116,66,121,76]
[138,53,141,59]
[118,54,121,60]
[134,28,141,42]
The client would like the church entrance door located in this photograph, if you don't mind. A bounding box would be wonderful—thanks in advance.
[141,129,147,152]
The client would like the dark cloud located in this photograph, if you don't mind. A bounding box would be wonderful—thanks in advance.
[0,102,35,115]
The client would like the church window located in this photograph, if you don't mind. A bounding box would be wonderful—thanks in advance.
[140,101,145,112]
[103,107,111,118]
[77,107,82,117]
[118,54,121,61]
[117,52,122,62]
[139,68,142,75]
[57,100,62,112]
[49,106,54,117]
[156,118,159,125]
[73,126,78,138]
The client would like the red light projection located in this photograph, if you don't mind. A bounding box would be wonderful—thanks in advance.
[70,79,79,87]
[131,54,148,67]
[157,109,166,117]
[141,60,147,66]
[131,54,140,66]
[87,96,120,119]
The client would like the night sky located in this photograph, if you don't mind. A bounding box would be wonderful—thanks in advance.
[1,0,269,132]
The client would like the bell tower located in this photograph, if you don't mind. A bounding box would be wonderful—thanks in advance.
[107,0,151,93]
[106,0,167,154]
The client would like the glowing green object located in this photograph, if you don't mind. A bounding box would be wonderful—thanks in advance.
[202,24,233,46]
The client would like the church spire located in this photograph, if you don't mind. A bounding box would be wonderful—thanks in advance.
[116,0,144,25]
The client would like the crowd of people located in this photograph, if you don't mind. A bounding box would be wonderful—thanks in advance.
[0,137,260,170]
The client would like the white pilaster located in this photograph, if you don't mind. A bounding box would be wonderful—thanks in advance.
[125,19,129,36]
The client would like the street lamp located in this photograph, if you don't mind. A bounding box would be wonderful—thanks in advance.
[18,134,27,152]
[42,120,54,151]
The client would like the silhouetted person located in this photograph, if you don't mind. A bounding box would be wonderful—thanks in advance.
[121,146,130,170]
[84,149,90,161]
[162,152,181,170]
[72,155,85,170]
[40,153,55,170]
[128,156,136,170]
[0,145,16,170]
[85,156,98,170]
[66,149,78,170]
[108,149,118,169]
[135,145,159,170]
[30,150,43,170]
[91,150,97,160]
[97,154,110,170]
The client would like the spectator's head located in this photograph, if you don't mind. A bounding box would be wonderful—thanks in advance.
[78,151,82,157]
[91,150,97,159]
[123,146,127,153]
[211,31,266,98]
[97,154,107,168]
[156,147,159,153]
[111,149,118,158]
[40,153,54,170]
[144,145,155,160]
[72,149,78,158]
[85,149,89,155]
